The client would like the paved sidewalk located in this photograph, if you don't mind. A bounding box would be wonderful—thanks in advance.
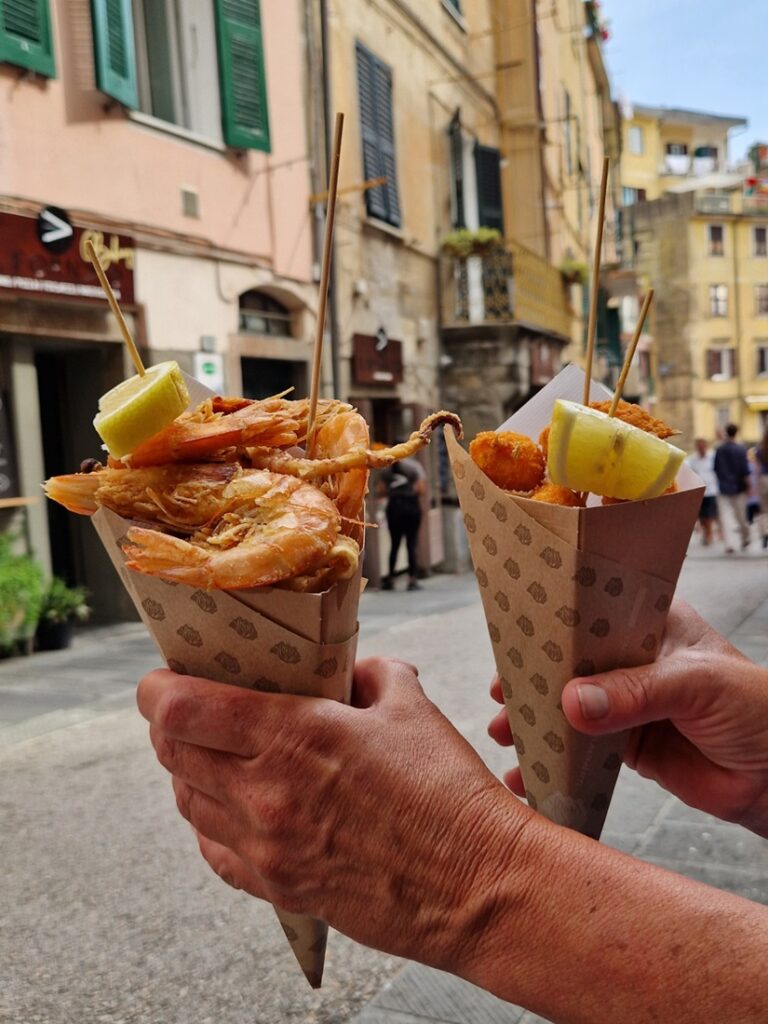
[351,543,768,1024]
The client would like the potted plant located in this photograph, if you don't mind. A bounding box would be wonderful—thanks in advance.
[36,577,91,651]
[441,227,503,259]
[0,534,45,656]
[559,257,589,286]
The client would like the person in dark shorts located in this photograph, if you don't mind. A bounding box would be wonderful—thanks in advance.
[713,424,750,553]
[377,456,426,591]
[686,438,719,546]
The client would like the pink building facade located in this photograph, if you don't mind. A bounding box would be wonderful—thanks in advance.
[0,2,318,619]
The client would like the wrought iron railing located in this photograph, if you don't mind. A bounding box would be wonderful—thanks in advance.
[442,241,573,340]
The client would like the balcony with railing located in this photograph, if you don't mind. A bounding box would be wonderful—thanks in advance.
[441,239,573,341]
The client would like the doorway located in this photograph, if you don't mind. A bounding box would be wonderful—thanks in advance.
[241,357,307,400]
[35,342,131,622]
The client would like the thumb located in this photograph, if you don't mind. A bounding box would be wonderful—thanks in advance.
[561,654,713,736]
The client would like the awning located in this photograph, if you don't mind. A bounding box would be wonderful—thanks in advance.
[744,395,768,411]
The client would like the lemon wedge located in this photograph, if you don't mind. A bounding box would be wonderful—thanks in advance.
[547,399,685,501]
[94,361,190,459]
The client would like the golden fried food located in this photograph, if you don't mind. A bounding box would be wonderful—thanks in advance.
[589,400,679,439]
[538,425,551,459]
[529,482,585,507]
[601,481,678,506]
[469,431,545,492]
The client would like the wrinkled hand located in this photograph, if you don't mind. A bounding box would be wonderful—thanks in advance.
[489,599,768,837]
[137,657,531,971]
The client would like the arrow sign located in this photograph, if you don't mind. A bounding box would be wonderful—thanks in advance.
[37,206,74,253]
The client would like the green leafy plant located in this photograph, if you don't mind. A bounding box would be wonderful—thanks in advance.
[559,258,589,285]
[0,534,45,651]
[40,577,91,625]
[441,227,503,259]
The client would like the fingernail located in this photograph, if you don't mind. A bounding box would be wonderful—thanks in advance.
[577,683,610,720]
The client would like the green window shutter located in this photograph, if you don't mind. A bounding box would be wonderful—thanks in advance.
[355,42,400,227]
[475,143,504,233]
[90,0,138,108]
[0,0,55,77]
[215,0,270,152]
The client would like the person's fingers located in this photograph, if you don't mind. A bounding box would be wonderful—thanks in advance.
[561,650,721,736]
[352,656,423,709]
[195,832,270,902]
[149,725,241,800]
[502,766,526,797]
[172,777,244,849]
[138,668,324,756]
[487,707,514,747]
[490,675,504,705]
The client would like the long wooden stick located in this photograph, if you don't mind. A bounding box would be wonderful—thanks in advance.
[306,112,344,458]
[608,288,654,417]
[85,239,145,377]
[582,156,610,405]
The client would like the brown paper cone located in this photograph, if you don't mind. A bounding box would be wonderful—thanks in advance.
[83,374,362,988]
[447,366,702,839]
[92,507,360,987]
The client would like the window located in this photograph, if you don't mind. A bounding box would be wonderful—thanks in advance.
[442,0,462,14]
[756,284,768,315]
[356,43,401,227]
[695,145,718,159]
[709,284,728,317]
[90,0,270,150]
[474,143,504,233]
[0,0,55,76]
[621,187,646,206]
[628,125,644,155]
[239,291,292,336]
[756,342,768,376]
[448,112,465,229]
[708,224,724,256]
[563,89,573,174]
[755,226,768,257]
[706,346,736,380]
[666,142,688,156]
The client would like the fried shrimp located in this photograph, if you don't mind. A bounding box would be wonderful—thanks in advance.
[469,431,545,492]
[529,482,585,507]
[121,472,342,589]
[123,396,302,467]
[247,411,461,481]
[276,535,360,592]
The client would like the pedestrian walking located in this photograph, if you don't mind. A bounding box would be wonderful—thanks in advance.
[752,424,768,549]
[377,455,425,591]
[713,423,750,553]
[686,438,719,546]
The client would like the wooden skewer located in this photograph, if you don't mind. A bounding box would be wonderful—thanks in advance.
[608,289,654,417]
[582,156,610,406]
[85,239,145,377]
[306,111,344,458]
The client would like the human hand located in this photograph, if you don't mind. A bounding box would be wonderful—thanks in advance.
[489,599,768,837]
[137,658,532,973]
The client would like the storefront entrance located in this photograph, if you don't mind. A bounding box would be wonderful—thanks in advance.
[241,357,307,400]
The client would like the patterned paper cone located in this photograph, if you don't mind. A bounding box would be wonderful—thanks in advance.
[446,366,702,839]
[92,505,362,988]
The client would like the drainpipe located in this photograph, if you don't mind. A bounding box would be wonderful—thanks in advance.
[319,0,343,398]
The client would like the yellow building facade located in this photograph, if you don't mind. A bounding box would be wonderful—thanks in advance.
[620,104,768,444]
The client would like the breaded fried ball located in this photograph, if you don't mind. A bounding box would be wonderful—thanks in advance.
[601,481,678,506]
[530,482,585,507]
[469,431,545,492]
[589,400,679,439]
[538,425,550,459]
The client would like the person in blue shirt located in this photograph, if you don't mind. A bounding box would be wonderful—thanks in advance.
[713,423,750,552]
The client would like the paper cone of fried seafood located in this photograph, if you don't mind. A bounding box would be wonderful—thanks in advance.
[447,365,703,840]
[88,375,362,989]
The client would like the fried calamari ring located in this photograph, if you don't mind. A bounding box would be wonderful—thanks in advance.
[530,482,585,507]
[469,431,545,492]
[588,400,679,439]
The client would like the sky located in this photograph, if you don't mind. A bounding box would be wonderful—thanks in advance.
[602,0,767,161]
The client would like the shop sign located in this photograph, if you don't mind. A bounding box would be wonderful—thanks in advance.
[0,211,135,304]
[352,332,403,386]
[193,352,225,394]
